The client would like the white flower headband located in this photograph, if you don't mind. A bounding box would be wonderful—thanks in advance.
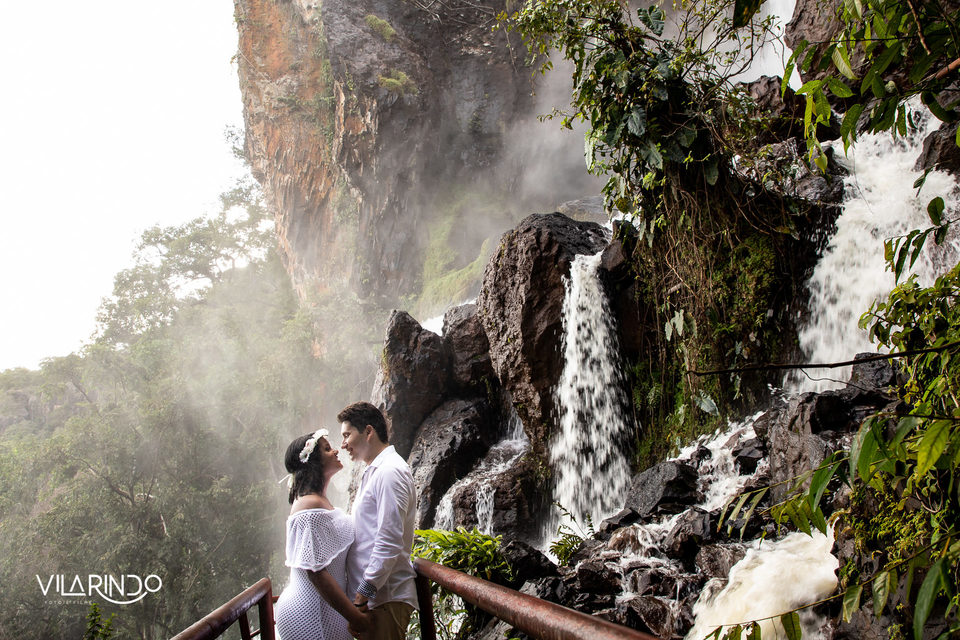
[299,428,329,464]
[279,428,330,489]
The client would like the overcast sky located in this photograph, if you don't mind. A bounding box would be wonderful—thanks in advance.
[0,0,246,371]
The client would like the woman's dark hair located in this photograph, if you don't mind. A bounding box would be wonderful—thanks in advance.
[337,401,389,444]
[285,432,331,504]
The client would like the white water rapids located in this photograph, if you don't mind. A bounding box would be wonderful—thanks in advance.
[789,104,960,392]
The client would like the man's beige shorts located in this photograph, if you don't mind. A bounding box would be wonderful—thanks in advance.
[368,601,415,640]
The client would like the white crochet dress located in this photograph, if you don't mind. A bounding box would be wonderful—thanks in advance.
[275,508,355,640]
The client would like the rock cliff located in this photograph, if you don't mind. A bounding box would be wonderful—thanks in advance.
[234,0,595,306]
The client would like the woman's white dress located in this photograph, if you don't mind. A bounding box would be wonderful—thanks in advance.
[274,508,354,640]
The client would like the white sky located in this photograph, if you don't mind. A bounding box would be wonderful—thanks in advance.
[0,0,247,371]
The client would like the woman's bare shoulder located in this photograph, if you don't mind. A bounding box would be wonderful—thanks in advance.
[290,494,334,514]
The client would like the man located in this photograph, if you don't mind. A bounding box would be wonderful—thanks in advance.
[338,401,418,640]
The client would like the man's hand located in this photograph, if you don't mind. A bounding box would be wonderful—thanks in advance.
[348,609,372,639]
[353,593,369,607]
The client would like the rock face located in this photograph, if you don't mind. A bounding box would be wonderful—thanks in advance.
[476,213,608,456]
[235,0,595,303]
[371,310,449,458]
[916,121,960,177]
[407,398,497,526]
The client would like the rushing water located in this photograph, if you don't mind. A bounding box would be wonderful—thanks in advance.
[433,410,529,533]
[789,104,960,392]
[551,251,634,528]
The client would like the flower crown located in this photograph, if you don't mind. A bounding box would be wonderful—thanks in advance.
[299,428,329,464]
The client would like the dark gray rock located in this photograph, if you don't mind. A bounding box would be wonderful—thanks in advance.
[695,543,748,579]
[849,352,898,391]
[733,438,764,474]
[500,539,557,585]
[442,303,495,393]
[915,121,960,177]
[575,559,621,594]
[598,508,642,535]
[448,450,545,541]
[407,398,496,526]
[371,310,450,458]
[618,595,679,638]
[785,0,844,85]
[477,213,608,456]
[664,508,713,566]
[624,461,702,517]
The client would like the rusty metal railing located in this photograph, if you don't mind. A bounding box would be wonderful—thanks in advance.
[171,577,275,640]
[413,558,660,640]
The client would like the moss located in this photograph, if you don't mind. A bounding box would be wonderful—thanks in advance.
[364,14,397,42]
[419,238,491,316]
[378,69,417,96]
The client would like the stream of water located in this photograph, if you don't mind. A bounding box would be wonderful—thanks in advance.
[551,251,634,528]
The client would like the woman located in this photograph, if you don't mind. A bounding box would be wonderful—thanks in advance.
[274,428,370,640]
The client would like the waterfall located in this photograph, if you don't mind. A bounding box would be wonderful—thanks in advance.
[789,104,960,392]
[551,251,634,527]
[433,409,529,533]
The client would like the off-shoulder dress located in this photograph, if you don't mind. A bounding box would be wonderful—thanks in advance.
[274,507,354,640]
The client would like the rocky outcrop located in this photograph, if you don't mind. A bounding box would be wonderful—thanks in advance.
[916,121,960,177]
[477,213,608,456]
[407,398,497,526]
[371,310,450,458]
[442,304,495,395]
[235,0,596,303]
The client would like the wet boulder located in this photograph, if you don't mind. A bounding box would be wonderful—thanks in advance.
[477,213,608,456]
[371,310,450,458]
[618,595,680,638]
[664,508,713,568]
[695,543,748,580]
[915,120,960,178]
[624,461,702,517]
[732,438,764,474]
[500,539,557,586]
[407,398,496,526]
[442,303,495,394]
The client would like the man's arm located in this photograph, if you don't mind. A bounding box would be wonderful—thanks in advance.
[354,466,412,603]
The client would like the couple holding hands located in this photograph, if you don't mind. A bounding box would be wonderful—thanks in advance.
[274,402,418,640]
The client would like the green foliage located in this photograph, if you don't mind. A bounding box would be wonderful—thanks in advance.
[83,604,115,640]
[784,0,959,169]
[413,528,513,639]
[378,69,417,96]
[0,178,326,639]
[548,503,594,566]
[365,14,397,41]
[505,0,780,221]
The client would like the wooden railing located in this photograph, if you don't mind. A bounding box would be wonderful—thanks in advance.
[413,558,660,640]
[171,561,661,640]
[171,577,275,640]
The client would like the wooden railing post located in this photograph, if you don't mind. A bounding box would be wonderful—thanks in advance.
[415,573,437,640]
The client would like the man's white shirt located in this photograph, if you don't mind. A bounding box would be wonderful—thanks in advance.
[347,445,418,610]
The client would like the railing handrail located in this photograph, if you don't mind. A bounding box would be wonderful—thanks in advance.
[171,577,275,640]
[413,558,661,640]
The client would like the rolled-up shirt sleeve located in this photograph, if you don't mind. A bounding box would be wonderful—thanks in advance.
[357,467,411,597]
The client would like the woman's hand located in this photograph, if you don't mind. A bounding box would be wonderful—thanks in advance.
[348,609,372,639]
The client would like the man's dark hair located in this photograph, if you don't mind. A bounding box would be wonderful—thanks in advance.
[337,401,388,444]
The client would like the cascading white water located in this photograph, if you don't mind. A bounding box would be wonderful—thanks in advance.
[475,484,496,534]
[433,412,529,532]
[551,251,634,527]
[687,530,838,640]
[790,104,960,392]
